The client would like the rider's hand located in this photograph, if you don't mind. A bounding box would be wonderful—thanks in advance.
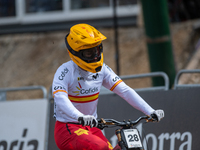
[78,115,98,128]
[150,109,164,122]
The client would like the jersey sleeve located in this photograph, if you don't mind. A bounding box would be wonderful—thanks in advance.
[102,63,155,116]
[113,82,155,115]
[52,64,83,121]
[102,64,123,91]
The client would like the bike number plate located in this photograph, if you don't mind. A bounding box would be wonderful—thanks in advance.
[123,129,142,148]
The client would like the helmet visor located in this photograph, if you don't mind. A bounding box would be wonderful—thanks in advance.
[80,43,102,61]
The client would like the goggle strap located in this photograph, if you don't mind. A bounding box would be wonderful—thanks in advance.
[65,34,80,57]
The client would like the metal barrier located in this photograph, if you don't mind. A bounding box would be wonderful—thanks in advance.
[174,69,200,89]
[0,86,49,150]
[47,72,169,97]
[0,85,47,101]
[100,72,169,95]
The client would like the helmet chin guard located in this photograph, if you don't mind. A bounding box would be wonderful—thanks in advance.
[65,24,106,73]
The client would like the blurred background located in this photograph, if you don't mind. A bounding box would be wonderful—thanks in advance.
[0,0,200,100]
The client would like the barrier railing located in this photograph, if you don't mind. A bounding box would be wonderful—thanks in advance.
[0,85,47,101]
[174,69,200,89]
[47,72,169,97]
[100,72,169,95]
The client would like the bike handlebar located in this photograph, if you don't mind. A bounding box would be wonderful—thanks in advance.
[78,115,157,129]
[97,115,155,130]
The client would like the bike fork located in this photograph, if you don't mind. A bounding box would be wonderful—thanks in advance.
[115,129,127,150]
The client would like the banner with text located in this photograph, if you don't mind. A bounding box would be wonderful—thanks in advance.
[98,88,200,150]
[0,99,48,150]
[48,88,200,150]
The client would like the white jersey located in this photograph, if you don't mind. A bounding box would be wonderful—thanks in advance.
[52,60,154,123]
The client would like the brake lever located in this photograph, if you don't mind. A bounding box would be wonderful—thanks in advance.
[97,123,108,130]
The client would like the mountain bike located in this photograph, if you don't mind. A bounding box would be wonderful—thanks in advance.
[96,115,156,150]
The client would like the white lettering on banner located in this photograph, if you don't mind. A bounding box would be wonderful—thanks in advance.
[0,129,38,150]
[109,123,192,150]
[156,132,192,150]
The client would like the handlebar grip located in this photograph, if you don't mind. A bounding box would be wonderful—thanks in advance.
[150,114,158,122]
[92,119,97,127]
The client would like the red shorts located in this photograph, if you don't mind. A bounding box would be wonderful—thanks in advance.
[54,121,113,150]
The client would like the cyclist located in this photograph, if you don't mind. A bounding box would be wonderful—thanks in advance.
[52,23,164,150]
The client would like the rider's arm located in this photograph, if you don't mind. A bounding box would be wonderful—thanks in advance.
[54,92,84,120]
[102,64,154,116]
[54,91,98,125]
[112,82,154,116]
[52,63,84,122]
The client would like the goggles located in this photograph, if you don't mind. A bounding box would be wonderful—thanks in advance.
[79,43,102,61]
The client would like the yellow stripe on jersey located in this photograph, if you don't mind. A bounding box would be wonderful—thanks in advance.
[68,92,99,103]
[110,79,122,91]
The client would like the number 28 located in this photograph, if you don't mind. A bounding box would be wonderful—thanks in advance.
[128,134,139,142]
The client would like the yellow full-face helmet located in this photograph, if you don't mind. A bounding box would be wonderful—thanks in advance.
[65,23,107,73]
